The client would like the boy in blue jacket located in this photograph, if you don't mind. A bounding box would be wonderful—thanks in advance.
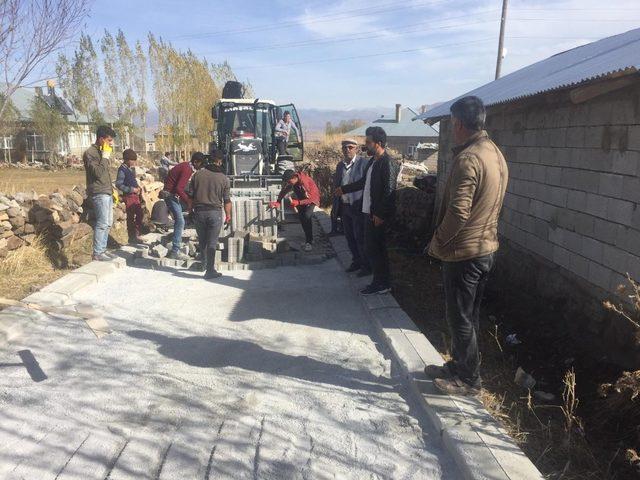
[115,149,143,244]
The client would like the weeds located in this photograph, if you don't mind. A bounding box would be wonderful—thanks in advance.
[0,236,61,301]
[604,274,640,330]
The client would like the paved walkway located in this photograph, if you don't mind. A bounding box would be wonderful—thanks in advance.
[0,259,458,479]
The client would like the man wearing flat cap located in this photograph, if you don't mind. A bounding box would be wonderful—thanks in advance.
[335,138,371,275]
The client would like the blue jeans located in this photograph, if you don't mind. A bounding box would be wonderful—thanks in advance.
[165,195,184,253]
[92,193,113,255]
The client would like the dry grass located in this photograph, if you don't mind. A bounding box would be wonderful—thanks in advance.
[0,236,64,301]
[0,168,86,195]
[388,251,629,479]
[0,222,128,303]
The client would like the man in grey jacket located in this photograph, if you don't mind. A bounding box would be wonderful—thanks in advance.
[83,125,116,261]
[336,138,371,276]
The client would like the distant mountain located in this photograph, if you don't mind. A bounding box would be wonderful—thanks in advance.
[144,103,443,137]
[298,104,443,134]
[297,107,394,134]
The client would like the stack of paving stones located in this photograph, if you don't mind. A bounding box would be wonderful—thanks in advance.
[124,214,334,273]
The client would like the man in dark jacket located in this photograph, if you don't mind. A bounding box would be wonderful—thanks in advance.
[186,152,232,280]
[337,126,400,295]
[83,125,116,261]
[269,170,321,252]
[164,155,195,260]
[115,149,143,244]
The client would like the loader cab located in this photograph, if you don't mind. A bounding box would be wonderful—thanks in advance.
[212,98,303,183]
[274,104,303,163]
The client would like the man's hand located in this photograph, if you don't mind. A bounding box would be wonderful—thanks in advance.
[372,215,384,227]
[334,187,343,197]
[290,198,300,207]
[268,201,281,209]
[224,215,231,228]
[134,187,141,194]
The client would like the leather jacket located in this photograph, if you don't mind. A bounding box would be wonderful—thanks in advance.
[342,151,400,221]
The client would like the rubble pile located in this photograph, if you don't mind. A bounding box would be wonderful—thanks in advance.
[0,187,121,265]
[0,166,165,264]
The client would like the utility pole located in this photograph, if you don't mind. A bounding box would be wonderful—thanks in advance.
[495,0,509,80]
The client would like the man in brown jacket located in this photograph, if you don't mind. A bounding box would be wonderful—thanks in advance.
[425,96,508,396]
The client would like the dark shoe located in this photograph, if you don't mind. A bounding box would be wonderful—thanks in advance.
[92,253,111,262]
[356,268,372,278]
[103,251,118,259]
[204,247,220,279]
[345,262,361,273]
[433,376,481,396]
[359,284,391,296]
[424,362,456,379]
[204,270,222,280]
[167,250,189,261]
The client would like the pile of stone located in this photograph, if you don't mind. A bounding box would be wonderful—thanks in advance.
[0,166,168,262]
[390,174,438,250]
[0,187,125,263]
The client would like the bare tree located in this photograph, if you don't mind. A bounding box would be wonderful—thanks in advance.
[0,0,91,118]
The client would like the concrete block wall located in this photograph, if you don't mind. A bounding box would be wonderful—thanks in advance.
[437,82,640,299]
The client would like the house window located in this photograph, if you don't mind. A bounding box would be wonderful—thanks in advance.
[408,144,417,157]
[26,133,45,152]
[1,136,13,150]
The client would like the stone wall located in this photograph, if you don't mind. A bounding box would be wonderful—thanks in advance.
[0,187,126,266]
[436,80,640,366]
[0,166,162,266]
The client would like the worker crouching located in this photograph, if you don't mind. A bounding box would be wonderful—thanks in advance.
[269,169,320,252]
[186,152,232,280]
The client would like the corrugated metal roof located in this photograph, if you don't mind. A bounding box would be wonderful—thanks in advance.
[347,107,439,137]
[415,27,640,122]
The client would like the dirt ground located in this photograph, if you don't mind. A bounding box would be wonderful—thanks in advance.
[388,246,639,480]
[0,168,86,195]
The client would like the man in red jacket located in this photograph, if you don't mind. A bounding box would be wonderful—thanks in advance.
[269,169,320,252]
[163,155,197,260]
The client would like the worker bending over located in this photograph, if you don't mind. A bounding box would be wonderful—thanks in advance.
[269,169,320,252]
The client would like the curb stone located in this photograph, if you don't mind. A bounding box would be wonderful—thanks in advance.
[314,210,544,480]
[0,257,125,345]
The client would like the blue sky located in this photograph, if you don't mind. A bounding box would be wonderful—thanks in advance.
[46,0,640,110]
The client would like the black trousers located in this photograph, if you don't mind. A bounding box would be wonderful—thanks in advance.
[364,217,390,287]
[276,137,287,155]
[342,203,368,269]
[330,196,343,233]
[297,204,314,244]
[442,253,495,387]
[193,209,223,252]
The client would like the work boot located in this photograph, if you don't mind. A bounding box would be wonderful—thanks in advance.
[345,262,361,273]
[92,253,112,262]
[204,247,222,280]
[433,376,481,397]
[359,283,391,296]
[357,268,372,278]
[167,250,189,261]
[424,361,456,380]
